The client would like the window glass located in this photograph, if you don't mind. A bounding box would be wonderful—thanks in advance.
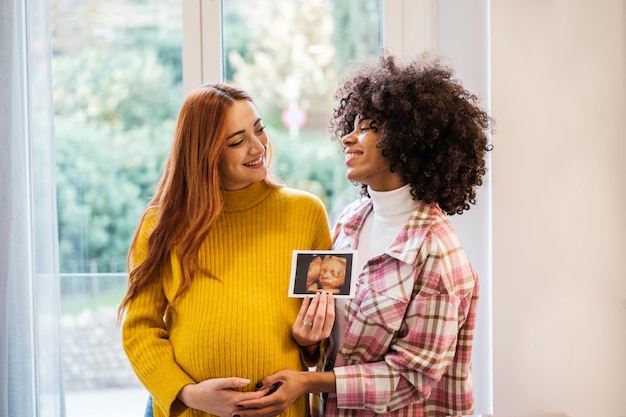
[51,0,182,414]
[222,0,382,221]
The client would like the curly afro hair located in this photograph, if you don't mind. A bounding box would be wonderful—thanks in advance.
[330,52,493,215]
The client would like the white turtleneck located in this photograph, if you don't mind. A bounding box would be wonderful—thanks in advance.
[333,184,418,355]
[356,183,419,270]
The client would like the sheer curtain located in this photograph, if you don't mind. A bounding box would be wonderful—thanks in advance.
[0,0,64,416]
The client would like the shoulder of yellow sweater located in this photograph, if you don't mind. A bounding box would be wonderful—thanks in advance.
[137,206,160,236]
[276,186,325,207]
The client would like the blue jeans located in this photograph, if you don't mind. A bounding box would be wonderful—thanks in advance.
[144,395,154,417]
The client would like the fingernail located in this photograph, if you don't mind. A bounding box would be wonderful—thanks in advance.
[255,381,263,390]
[237,405,244,409]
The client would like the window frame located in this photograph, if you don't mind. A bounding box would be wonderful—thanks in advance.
[181,0,434,94]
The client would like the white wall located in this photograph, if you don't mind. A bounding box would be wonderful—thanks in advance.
[491,2,626,416]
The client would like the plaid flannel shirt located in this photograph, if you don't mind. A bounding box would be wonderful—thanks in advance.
[320,197,479,417]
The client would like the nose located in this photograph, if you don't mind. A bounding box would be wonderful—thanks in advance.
[251,134,266,154]
[341,129,356,146]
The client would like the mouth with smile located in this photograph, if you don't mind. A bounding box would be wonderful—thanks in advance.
[243,155,264,167]
[344,149,362,165]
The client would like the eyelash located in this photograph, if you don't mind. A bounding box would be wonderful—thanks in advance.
[228,126,266,147]
[356,120,377,133]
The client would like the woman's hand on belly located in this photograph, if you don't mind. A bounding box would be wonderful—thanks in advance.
[177,377,267,417]
[234,369,336,417]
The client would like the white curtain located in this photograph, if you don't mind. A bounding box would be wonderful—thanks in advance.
[0,0,65,416]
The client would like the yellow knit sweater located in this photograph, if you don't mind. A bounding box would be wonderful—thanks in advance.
[122,181,332,417]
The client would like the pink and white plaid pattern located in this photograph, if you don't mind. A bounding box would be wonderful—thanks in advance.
[319,197,478,417]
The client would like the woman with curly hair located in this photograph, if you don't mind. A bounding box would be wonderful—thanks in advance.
[237,52,492,417]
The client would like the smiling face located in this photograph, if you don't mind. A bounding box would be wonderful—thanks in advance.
[219,100,268,190]
[341,116,403,191]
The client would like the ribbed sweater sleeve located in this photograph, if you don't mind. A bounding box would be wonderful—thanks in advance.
[122,209,196,416]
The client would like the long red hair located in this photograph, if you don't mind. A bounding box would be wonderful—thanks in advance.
[118,83,280,321]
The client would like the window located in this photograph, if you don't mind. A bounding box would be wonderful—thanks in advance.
[220,0,382,220]
[52,0,183,414]
[53,1,382,415]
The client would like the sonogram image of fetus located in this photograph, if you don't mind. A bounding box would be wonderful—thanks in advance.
[306,255,347,294]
